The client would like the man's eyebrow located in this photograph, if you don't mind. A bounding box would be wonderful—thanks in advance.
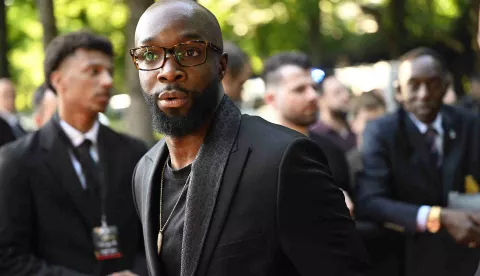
[83,61,113,71]
[138,32,205,46]
[138,37,155,45]
[180,32,203,40]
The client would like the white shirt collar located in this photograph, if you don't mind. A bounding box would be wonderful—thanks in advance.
[59,120,100,147]
[408,112,444,135]
[0,111,18,127]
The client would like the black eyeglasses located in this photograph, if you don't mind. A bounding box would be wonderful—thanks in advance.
[129,40,223,71]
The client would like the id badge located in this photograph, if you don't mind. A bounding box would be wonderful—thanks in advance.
[92,224,123,260]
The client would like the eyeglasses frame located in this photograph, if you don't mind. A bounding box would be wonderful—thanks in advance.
[129,40,223,71]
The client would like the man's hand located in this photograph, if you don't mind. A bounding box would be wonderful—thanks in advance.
[108,270,138,276]
[441,209,480,247]
[342,189,354,218]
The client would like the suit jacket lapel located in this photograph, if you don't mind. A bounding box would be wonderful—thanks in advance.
[440,107,462,202]
[97,126,120,223]
[181,96,242,276]
[195,140,251,276]
[144,140,168,276]
[40,120,98,228]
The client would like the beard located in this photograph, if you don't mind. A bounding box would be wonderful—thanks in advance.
[284,110,318,127]
[330,109,348,121]
[142,79,220,137]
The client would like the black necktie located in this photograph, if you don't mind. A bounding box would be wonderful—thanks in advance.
[425,126,440,167]
[75,139,100,196]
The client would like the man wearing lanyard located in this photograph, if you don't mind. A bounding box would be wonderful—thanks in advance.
[0,31,147,275]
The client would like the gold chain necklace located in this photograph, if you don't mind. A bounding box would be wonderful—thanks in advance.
[157,157,191,255]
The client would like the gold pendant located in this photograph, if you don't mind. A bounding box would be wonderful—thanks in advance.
[157,231,163,255]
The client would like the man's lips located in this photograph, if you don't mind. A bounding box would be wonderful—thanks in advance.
[95,93,110,101]
[157,90,189,108]
[158,91,188,101]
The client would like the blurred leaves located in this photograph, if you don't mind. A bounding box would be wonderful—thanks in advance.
[3,0,475,111]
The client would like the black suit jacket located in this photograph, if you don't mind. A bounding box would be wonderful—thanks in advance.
[0,119,148,275]
[356,106,480,276]
[133,97,369,276]
[308,131,351,193]
[0,116,15,148]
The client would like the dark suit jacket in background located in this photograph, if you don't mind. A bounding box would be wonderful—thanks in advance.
[347,148,404,276]
[309,131,351,193]
[0,116,15,148]
[356,106,480,276]
[133,96,369,276]
[0,119,148,275]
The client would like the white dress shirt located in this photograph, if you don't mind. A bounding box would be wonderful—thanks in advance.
[59,120,100,190]
[408,113,443,232]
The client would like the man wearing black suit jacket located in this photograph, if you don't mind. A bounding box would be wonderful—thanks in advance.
[0,31,147,275]
[356,47,480,276]
[261,51,353,201]
[0,116,15,147]
[129,1,368,276]
[0,79,25,146]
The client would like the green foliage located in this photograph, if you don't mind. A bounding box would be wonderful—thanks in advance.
[6,0,130,111]
[3,0,475,111]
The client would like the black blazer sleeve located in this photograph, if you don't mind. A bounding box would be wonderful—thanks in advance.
[355,120,419,233]
[0,147,89,276]
[277,137,369,276]
[0,119,15,148]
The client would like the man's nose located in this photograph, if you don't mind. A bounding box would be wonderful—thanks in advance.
[306,85,318,102]
[417,83,429,100]
[157,54,186,83]
[101,70,113,89]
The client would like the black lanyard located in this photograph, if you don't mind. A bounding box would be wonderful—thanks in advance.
[53,116,108,225]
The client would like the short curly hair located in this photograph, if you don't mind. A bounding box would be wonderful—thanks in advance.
[44,30,113,93]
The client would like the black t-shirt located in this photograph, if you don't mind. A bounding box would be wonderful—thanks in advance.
[159,160,191,276]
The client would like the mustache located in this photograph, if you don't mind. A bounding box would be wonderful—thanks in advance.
[153,85,191,98]
[94,90,110,97]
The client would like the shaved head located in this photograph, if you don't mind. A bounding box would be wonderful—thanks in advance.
[135,0,223,49]
[133,0,228,138]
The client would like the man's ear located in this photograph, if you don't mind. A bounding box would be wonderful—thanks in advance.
[50,71,63,95]
[393,80,403,103]
[264,89,276,106]
[219,53,228,80]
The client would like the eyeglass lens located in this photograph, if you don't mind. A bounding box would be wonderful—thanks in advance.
[133,42,207,70]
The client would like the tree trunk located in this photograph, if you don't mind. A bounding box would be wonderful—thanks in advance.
[37,0,57,49]
[299,0,322,66]
[0,0,9,78]
[448,0,480,97]
[387,0,407,58]
[125,0,155,145]
[307,1,322,66]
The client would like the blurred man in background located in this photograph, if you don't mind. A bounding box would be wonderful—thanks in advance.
[310,74,356,152]
[221,41,254,114]
[347,90,386,185]
[0,78,26,147]
[357,47,480,276]
[457,73,480,114]
[32,83,57,129]
[347,91,403,276]
[262,52,352,196]
[0,31,147,276]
